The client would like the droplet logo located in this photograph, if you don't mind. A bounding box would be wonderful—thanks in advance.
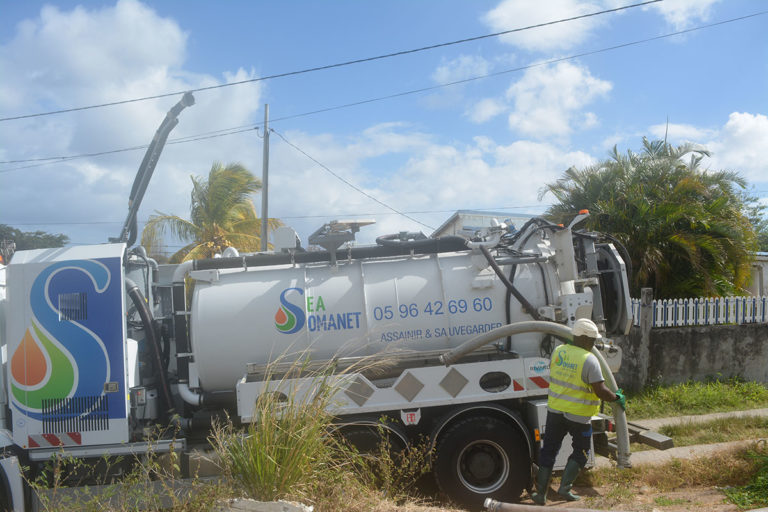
[275,287,305,334]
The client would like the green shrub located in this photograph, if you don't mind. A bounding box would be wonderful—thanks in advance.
[724,443,768,510]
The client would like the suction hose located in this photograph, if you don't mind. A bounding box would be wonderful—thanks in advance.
[591,344,631,468]
[439,321,571,366]
[440,320,631,468]
[484,497,604,511]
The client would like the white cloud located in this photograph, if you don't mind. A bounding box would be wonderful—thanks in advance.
[506,62,612,139]
[432,55,492,84]
[0,0,263,246]
[0,1,612,251]
[0,0,187,111]
[648,0,721,30]
[467,98,507,123]
[648,122,717,143]
[641,113,768,186]
[482,0,605,53]
[705,112,768,183]
[262,128,600,245]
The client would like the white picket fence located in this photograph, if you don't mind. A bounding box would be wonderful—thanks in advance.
[630,296,768,328]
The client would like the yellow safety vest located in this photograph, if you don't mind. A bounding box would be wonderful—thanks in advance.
[547,344,600,417]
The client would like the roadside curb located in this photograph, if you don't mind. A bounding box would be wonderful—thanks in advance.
[630,408,768,431]
[595,438,767,468]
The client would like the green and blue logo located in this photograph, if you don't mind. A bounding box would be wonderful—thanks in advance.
[274,287,305,334]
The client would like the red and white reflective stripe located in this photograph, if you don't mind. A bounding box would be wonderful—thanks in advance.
[28,432,82,448]
[513,379,524,391]
[528,376,549,389]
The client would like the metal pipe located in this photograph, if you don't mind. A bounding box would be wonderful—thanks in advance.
[191,236,470,271]
[114,92,195,246]
[176,382,202,406]
[479,245,541,320]
[440,321,572,366]
[172,260,195,284]
[175,382,236,408]
[171,260,194,385]
[493,256,550,265]
[260,104,270,252]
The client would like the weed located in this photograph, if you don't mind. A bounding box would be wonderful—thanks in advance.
[354,423,433,501]
[627,378,768,420]
[654,495,687,506]
[659,415,768,446]
[209,354,435,512]
[723,441,768,510]
[27,435,228,512]
[209,374,345,504]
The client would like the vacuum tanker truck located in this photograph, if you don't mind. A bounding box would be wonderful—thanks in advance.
[0,95,633,510]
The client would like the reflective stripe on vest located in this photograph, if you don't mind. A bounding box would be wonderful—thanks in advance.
[547,344,600,417]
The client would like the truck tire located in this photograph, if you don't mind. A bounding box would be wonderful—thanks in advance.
[434,415,529,510]
[339,423,407,456]
[0,471,11,512]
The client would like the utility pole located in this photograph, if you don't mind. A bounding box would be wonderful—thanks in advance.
[260,104,270,252]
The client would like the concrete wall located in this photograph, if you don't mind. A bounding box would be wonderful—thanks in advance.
[614,323,768,391]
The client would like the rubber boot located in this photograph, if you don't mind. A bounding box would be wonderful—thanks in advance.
[557,459,583,501]
[530,465,552,505]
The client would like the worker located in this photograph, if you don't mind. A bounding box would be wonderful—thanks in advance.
[531,318,626,505]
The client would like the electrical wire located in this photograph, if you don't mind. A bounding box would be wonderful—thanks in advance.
[2,10,765,173]
[3,205,543,228]
[271,129,435,230]
[0,0,661,123]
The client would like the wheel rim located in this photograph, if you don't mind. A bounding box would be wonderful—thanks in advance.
[456,439,510,494]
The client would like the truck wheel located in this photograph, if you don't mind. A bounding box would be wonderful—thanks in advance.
[434,415,529,509]
[0,471,11,512]
[339,423,407,456]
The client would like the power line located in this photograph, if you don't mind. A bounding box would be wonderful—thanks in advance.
[271,129,435,230]
[3,206,544,227]
[2,9,766,173]
[0,1,660,122]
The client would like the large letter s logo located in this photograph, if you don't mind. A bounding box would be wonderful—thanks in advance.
[275,287,305,334]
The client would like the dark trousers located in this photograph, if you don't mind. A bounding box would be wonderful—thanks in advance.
[538,410,592,468]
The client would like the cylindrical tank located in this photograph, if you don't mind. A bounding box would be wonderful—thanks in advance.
[190,250,557,391]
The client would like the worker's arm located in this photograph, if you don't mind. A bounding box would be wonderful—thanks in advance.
[591,380,618,402]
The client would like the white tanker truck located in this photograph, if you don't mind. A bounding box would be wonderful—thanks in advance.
[0,95,633,510]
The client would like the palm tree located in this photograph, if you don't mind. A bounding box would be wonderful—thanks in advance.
[142,162,282,262]
[540,138,757,299]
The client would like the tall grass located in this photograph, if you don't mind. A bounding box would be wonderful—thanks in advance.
[209,370,345,503]
[24,352,437,512]
[209,356,433,511]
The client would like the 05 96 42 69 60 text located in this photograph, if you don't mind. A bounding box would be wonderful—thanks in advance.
[372,297,494,322]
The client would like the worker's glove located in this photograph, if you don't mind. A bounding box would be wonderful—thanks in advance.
[613,389,626,410]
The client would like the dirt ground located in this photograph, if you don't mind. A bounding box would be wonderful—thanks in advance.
[536,485,739,511]
[377,486,739,511]
[376,482,742,512]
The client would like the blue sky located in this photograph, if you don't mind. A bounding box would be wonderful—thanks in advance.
[1,0,766,253]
